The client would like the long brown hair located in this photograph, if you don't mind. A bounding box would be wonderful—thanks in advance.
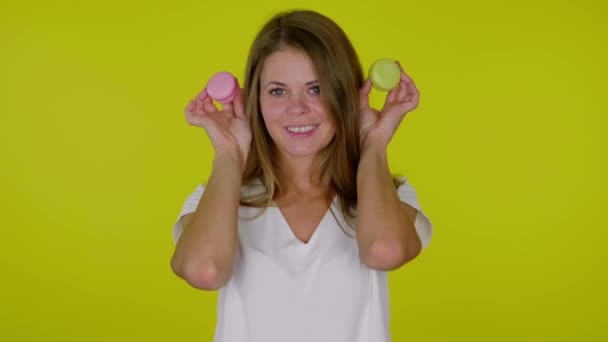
[239,10,400,231]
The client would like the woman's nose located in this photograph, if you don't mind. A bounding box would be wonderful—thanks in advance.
[286,92,309,115]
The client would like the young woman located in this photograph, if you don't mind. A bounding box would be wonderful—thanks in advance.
[171,9,433,342]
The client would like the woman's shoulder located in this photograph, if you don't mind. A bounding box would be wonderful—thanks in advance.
[195,178,271,209]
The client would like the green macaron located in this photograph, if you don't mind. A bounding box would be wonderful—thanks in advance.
[369,58,400,91]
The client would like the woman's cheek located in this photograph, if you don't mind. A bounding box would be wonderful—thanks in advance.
[263,100,288,118]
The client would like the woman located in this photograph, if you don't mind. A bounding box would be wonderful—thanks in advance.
[171,9,433,342]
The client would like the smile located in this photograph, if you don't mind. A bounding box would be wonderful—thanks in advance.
[285,124,319,133]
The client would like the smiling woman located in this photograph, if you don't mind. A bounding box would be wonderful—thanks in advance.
[171,9,433,342]
[259,47,336,161]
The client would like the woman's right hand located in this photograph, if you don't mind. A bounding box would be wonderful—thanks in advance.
[184,88,252,171]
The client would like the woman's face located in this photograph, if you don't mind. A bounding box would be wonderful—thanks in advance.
[259,47,336,161]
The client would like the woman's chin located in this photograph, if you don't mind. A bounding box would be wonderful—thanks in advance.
[279,146,324,159]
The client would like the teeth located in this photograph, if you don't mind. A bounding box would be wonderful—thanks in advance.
[286,125,317,133]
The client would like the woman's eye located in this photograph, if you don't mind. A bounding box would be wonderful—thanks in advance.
[310,86,320,94]
[270,88,285,96]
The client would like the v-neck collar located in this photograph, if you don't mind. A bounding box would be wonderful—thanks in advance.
[273,194,338,247]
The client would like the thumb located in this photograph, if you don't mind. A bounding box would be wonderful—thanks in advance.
[220,100,234,114]
[359,78,372,110]
[232,88,246,121]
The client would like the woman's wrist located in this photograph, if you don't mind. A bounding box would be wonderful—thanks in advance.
[360,131,389,156]
[213,148,247,176]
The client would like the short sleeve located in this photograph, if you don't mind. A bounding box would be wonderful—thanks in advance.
[396,176,433,250]
[172,184,206,244]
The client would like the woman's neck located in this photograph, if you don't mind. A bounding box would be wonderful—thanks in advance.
[275,156,333,199]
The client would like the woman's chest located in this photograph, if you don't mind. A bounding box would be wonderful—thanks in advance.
[234,238,372,314]
[277,201,331,244]
[236,206,358,269]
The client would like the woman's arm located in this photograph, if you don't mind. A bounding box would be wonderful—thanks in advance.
[356,139,422,271]
[356,62,423,271]
[173,85,249,290]
[170,151,242,290]
[171,154,242,290]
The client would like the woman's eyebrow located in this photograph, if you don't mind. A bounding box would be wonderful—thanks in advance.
[265,80,319,87]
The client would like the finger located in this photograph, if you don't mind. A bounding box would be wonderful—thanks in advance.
[395,61,408,101]
[400,76,419,106]
[185,97,207,117]
[221,100,234,114]
[185,99,197,113]
[220,94,242,121]
[396,60,405,74]
[195,88,215,109]
[383,84,399,109]
[193,88,218,113]
[184,101,210,126]
[396,61,413,85]
[396,79,408,101]
[195,88,208,100]
[233,88,246,121]
[202,95,219,113]
[408,82,420,106]
[185,88,207,114]
[397,66,418,97]
[359,78,373,109]
[395,64,420,105]
[390,82,418,115]
[184,100,199,124]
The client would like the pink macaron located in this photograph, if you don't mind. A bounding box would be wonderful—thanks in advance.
[206,71,240,104]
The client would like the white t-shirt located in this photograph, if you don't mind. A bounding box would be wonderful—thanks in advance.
[173,177,432,342]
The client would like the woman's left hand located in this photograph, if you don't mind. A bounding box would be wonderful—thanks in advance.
[359,61,420,150]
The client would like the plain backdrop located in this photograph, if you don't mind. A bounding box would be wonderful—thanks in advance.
[1,0,606,340]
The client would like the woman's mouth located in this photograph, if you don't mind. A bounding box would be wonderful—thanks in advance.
[286,124,318,133]
[285,124,319,137]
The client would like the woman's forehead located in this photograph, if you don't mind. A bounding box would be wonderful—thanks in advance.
[260,48,318,83]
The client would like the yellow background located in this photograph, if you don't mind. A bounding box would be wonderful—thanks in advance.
[1,0,606,340]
